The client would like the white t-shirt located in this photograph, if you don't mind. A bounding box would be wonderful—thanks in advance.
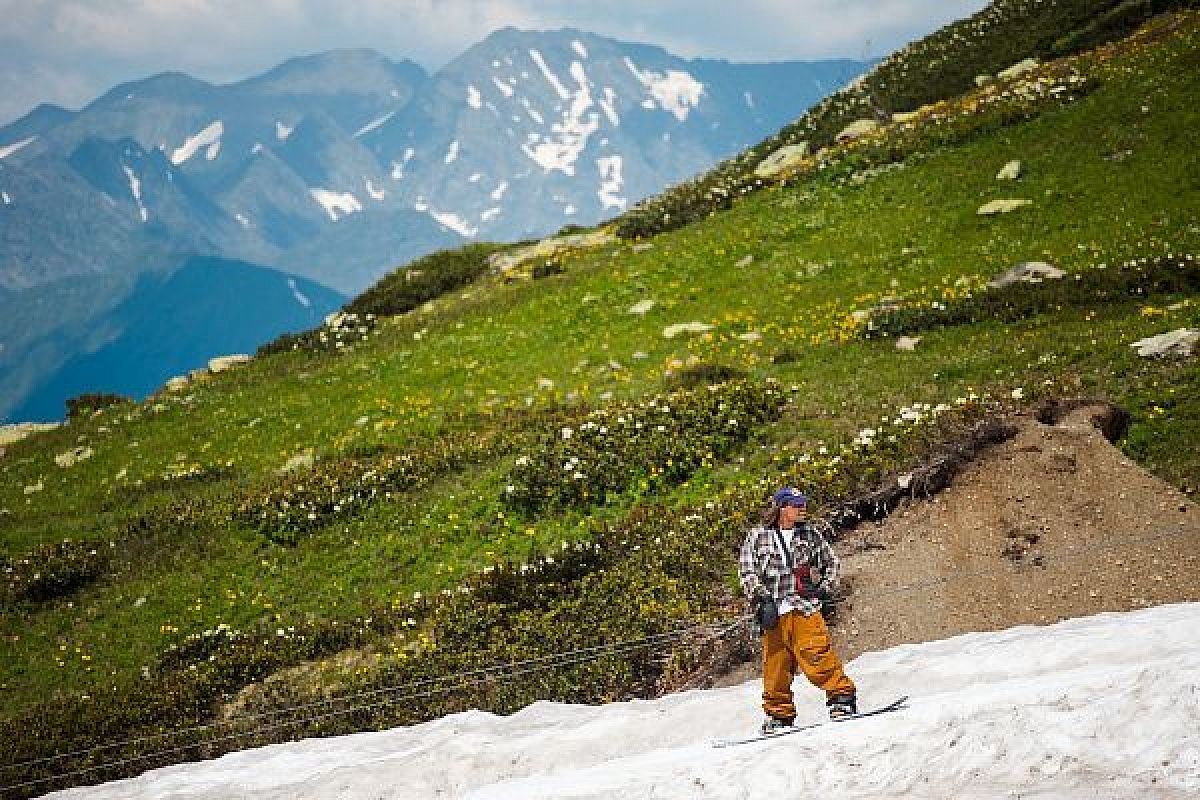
[776,528,799,616]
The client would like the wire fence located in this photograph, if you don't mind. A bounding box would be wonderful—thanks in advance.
[3,520,1197,796]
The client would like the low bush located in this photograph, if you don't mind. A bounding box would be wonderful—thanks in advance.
[65,393,130,419]
[346,242,512,318]
[503,381,787,513]
[1,539,112,605]
[665,363,749,389]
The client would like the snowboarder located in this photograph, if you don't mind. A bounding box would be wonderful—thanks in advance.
[738,487,857,733]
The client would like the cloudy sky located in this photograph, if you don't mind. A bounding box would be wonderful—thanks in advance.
[0,0,989,127]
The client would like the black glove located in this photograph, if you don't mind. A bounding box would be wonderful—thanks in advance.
[753,596,779,634]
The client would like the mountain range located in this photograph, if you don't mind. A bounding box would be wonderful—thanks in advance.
[0,28,867,422]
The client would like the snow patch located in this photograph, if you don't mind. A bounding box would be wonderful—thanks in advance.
[444,140,459,164]
[354,110,395,139]
[563,204,576,216]
[529,49,569,100]
[0,135,36,160]
[519,97,545,126]
[490,181,509,200]
[121,164,148,222]
[287,278,311,308]
[365,179,385,201]
[492,76,515,97]
[624,58,705,121]
[428,208,477,238]
[275,120,293,141]
[171,120,224,165]
[520,59,600,175]
[480,207,502,222]
[743,90,755,108]
[596,155,626,210]
[56,604,1200,799]
[572,40,588,59]
[468,172,483,183]
[467,85,482,110]
[234,212,252,228]
[309,188,362,222]
[2,191,11,205]
[599,87,620,127]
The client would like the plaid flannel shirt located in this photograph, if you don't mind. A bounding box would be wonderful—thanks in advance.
[738,520,840,617]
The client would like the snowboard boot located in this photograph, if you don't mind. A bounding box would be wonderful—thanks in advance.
[760,714,795,734]
[827,694,858,720]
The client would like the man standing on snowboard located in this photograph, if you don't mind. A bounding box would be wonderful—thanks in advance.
[738,487,857,732]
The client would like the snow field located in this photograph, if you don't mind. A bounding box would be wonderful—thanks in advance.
[51,603,1200,799]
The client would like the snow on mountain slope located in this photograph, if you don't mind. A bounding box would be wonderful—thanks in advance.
[51,603,1200,799]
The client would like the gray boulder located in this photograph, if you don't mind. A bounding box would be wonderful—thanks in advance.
[1130,328,1200,358]
[987,261,1065,289]
[754,143,810,178]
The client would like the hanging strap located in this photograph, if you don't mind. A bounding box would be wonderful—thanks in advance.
[771,526,793,569]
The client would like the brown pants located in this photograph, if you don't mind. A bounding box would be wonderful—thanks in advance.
[762,610,855,720]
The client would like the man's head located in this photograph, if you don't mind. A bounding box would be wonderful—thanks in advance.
[771,487,808,528]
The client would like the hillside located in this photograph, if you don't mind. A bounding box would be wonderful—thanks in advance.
[2,4,1200,797]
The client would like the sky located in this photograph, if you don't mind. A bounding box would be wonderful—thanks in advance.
[0,0,990,128]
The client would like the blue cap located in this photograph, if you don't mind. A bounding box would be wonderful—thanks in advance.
[772,487,807,507]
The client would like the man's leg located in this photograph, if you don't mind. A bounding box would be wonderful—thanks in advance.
[790,611,856,700]
[761,614,798,721]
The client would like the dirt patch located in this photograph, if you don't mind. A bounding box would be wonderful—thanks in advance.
[717,405,1200,686]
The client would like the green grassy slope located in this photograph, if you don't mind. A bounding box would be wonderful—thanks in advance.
[2,7,1199,795]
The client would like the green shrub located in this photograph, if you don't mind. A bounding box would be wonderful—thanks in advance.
[65,392,130,419]
[665,363,749,389]
[346,242,512,318]
[1,539,112,604]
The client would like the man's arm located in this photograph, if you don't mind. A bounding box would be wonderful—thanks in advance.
[738,530,769,603]
[812,523,841,596]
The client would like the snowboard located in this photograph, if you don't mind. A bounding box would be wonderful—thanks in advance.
[712,695,909,748]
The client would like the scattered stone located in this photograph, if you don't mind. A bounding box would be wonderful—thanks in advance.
[734,254,755,268]
[355,416,370,427]
[165,375,190,392]
[24,480,44,495]
[835,119,882,143]
[632,351,649,360]
[975,74,994,87]
[737,331,763,342]
[488,230,617,276]
[631,243,654,253]
[998,58,1039,81]
[208,354,252,374]
[987,261,1066,289]
[977,198,1032,216]
[0,422,60,447]
[1130,328,1200,358]
[892,110,921,124]
[627,299,656,315]
[55,446,94,468]
[754,142,810,178]
[278,449,315,474]
[996,160,1022,181]
[895,336,921,351]
[134,596,147,608]
[537,378,555,390]
[662,322,714,339]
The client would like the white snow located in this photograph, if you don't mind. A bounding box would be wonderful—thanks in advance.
[444,140,460,164]
[468,172,482,183]
[599,87,620,127]
[287,278,311,308]
[572,40,588,59]
[50,603,1200,799]
[121,165,149,222]
[275,121,293,141]
[308,188,362,222]
[490,180,509,200]
[520,59,600,175]
[234,212,252,228]
[519,97,545,126]
[170,121,223,165]
[624,58,705,121]
[492,76,515,98]
[365,179,385,201]
[563,203,576,216]
[2,191,11,205]
[0,135,36,159]
[428,208,477,238]
[529,48,570,100]
[480,207,502,222]
[467,85,482,109]
[353,110,395,139]
[744,90,755,108]
[596,154,626,210]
